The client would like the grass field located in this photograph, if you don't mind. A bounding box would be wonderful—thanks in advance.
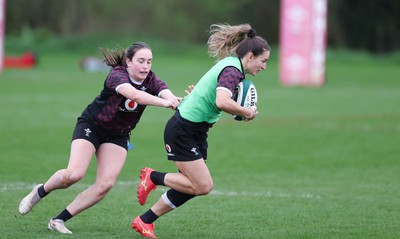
[1,40,399,239]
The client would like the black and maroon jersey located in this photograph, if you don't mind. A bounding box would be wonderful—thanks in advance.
[80,66,168,133]
[217,66,245,95]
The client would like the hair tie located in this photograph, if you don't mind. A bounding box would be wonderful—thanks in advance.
[247,29,256,38]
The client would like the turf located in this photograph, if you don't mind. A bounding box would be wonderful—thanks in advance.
[0,47,399,239]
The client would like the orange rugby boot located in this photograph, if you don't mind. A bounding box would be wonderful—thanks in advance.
[137,167,157,205]
[131,215,157,238]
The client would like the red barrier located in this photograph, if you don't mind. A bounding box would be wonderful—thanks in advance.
[3,52,37,68]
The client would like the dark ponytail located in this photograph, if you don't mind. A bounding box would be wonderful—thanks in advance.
[247,29,256,38]
[99,42,152,68]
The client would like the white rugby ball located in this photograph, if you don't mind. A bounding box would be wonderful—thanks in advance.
[232,79,258,121]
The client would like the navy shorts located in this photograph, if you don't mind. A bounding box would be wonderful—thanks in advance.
[72,117,131,151]
[164,111,213,162]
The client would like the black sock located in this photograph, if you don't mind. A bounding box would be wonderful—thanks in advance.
[150,171,166,186]
[53,209,73,222]
[140,209,159,224]
[37,184,49,198]
[166,189,195,207]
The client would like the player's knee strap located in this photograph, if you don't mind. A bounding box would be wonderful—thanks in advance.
[162,189,195,209]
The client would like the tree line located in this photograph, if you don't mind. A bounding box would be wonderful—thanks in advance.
[5,0,400,53]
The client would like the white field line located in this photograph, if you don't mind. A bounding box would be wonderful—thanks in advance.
[3,181,321,200]
[312,122,400,133]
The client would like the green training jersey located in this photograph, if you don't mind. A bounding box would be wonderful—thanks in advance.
[178,56,243,123]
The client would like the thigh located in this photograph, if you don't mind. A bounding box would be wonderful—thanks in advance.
[95,143,127,182]
[67,139,96,176]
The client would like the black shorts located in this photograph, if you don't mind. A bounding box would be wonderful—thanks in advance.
[72,117,131,151]
[164,111,213,162]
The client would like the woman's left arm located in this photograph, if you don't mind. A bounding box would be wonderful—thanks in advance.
[159,89,182,102]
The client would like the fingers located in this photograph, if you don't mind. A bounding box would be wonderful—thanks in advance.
[185,85,195,95]
[172,101,180,110]
[243,106,259,121]
[169,97,182,110]
[250,106,259,117]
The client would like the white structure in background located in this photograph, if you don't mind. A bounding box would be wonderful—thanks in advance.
[279,0,328,87]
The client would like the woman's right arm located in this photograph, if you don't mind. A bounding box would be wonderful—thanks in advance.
[117,83,180,109]
[216,89,258,121]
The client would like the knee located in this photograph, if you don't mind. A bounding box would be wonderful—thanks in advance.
[96,180,115,196]
[195,180,213,196]
[58,169,84,188]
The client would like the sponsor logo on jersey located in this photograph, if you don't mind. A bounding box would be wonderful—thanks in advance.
[124,99,138,111]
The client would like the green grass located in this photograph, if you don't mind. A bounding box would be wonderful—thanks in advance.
[1,42,400,238]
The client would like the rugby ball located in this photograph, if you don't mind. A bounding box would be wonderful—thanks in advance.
[232,79,258,121]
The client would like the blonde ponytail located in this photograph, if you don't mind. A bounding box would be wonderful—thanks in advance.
[207,23,252,61]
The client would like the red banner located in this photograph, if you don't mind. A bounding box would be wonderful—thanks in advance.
[279,0,328,87]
